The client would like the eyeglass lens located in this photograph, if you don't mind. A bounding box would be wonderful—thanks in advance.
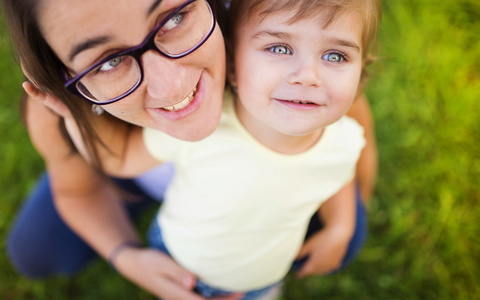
[75,0,213,103]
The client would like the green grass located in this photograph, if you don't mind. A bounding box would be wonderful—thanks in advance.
[1,0,479,299]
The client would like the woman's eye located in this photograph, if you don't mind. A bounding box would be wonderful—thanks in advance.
[322,53,344,62]
[99,57,123,71]
[269,45,292,55]
[163,12,185,31]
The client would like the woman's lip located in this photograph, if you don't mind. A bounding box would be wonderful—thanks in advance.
[148,74,204,121]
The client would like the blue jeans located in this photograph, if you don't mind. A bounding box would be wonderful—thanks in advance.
[7,171,367,281]
[148,185,367,299]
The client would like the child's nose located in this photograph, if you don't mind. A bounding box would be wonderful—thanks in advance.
[141,50,188,101]
[286,59,322,87]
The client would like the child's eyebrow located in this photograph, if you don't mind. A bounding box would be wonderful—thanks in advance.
[326,37,361,52]
[252,30,292,40]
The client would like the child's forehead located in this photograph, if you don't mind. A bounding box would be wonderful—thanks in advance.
[245,1,365,28]
[246,3,364,30]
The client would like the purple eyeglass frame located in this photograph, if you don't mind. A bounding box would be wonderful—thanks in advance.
[63,0,215,105]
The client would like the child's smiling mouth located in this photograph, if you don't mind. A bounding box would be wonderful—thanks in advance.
[274,98,325,108]
[287,100,315,105]
[273,98,326,111]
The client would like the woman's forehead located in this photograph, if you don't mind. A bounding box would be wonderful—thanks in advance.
[38,0,184,67]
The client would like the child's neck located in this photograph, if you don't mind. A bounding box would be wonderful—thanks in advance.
[234,100,324,155]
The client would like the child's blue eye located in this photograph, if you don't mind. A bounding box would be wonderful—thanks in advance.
[322,53,345,62]
[268,45,292,55]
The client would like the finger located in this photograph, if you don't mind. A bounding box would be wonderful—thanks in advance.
[137,269,201,300]
[295,245,308,260]
[153,280,203,300]
[210,293,245,300]
[123,268,203,300]
[296,265,312,278]
[296,256,317,278]
[158,281,245,300]
[155,253,197,290]
[116,249,201,300]
[149,251,199,292]
[295,239,314,260]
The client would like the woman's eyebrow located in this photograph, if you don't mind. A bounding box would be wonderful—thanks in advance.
[148,0,164,15]
[68,0,164,63]
[68,36,111,63]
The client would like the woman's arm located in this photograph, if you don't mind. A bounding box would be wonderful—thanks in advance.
[26,95,141,259]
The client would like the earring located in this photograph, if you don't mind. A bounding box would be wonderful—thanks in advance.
[231,85,238,94]
[91,104,105,116]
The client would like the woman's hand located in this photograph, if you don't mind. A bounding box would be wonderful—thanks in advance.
[116,247,244,300]
[295,226,351,278]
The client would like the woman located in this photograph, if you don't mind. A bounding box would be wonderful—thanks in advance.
[3,0,377,299]
[4,0,232,299]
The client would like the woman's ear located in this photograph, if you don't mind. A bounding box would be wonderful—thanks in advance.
[22,81,73,119]
[20,59,73,119]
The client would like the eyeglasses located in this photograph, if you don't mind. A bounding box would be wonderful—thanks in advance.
[64,0,215,105]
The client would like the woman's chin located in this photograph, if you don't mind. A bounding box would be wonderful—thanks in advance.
[163,116,220,141]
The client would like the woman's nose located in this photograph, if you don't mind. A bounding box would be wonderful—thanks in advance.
[286,58,322,88]
[141,50,188,100]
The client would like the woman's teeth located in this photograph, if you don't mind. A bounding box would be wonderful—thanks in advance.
[162,87,197,112]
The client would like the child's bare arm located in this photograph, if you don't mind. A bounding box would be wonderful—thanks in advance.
[295,180,356,277]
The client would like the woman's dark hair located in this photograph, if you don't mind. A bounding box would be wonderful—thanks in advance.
[2,0,109,171]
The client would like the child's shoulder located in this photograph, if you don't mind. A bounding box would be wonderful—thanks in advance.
[323,116,365,149]
[332,115,365,135]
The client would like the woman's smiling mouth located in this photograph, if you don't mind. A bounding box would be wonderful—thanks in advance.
[161,86,198,112]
